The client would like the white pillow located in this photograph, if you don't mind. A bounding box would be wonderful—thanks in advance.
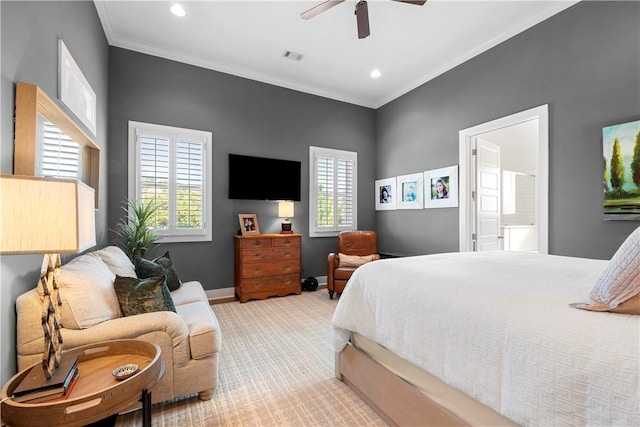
[574,226,640,314]
[58,253,122,329]
[93,246,136,277]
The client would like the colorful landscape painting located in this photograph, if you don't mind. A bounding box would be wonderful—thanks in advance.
[602,119,640,219]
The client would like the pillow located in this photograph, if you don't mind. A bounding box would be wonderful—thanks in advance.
[55,253,122,329]
[572,226,640,314]
[113,275,176,317]
[135,252,182,291]
[93,246,137,277]
[338,253,377,268]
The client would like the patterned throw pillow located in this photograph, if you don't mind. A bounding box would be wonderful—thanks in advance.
[572,226,640,314]
[135,252,182,291]
[114,275,176,317]
[338,253,377,268]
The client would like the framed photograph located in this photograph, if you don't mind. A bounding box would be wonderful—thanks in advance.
[397,173,424,209]
[375,177,397,210]
[58,39,97,135]
[424,165,459,209]
[603,119,640,219]
[238,214,260,235]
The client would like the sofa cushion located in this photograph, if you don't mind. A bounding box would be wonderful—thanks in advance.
[135,252,182,291]
[114,275,177,316]
[94,246,137,277]
[171,281,209,306]
[175,301,221,359]
[57,253,122,329]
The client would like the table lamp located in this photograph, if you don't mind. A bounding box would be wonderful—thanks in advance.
[0,175,96,378]
[278,201,294,234]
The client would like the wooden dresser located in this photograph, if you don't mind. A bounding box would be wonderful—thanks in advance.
[234,234,301,303]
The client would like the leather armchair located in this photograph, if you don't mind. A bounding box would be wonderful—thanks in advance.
[327,230,379,299]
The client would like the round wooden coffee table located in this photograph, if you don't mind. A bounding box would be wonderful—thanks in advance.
[1,339,164,427]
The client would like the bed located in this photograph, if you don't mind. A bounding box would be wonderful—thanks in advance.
[331,251,640,426]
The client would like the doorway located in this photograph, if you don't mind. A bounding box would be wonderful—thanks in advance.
[458,105,549,253]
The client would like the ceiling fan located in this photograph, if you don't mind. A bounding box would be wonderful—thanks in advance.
[301,0,427,39]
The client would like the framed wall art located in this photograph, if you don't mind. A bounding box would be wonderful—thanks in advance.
[424,165,459,209]
[397,173,424,209]
[59,40,97,135]
[238,214,260,235]
[375,177,397,210]
[602,119,640,219]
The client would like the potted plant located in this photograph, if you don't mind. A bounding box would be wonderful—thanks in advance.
[113,199,159,260]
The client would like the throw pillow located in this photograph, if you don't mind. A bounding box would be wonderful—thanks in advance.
[56,253,122,329]
[338,253,377,268]
[114,275,176,317]
[135,252,182,291]
[94,246,137,277]
[572,226,640,314]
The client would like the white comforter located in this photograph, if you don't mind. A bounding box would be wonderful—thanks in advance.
[332,252,640,426]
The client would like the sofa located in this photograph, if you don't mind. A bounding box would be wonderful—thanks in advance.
[15,246,222,403]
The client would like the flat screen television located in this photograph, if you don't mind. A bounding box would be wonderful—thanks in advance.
[228,154,301,201]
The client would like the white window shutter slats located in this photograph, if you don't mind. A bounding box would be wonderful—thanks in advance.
[130,121,212,243]
[41,120,80,179]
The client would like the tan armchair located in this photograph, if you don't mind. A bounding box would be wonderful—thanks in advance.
[327,230,379,299]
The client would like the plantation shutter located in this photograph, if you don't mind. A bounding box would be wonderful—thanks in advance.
[138,134,170,230]
[310,147,357,236]
[336,158,354,227]
[40,120,80,179]
[316,156,334,227]
[175,140,204,230]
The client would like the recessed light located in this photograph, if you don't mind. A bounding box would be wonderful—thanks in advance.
[370,69,381,79]
[170,4,186,17]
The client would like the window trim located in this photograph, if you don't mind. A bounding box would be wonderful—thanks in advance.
[309,146,357,237]
[14,82,100,208]
[128,121,213,243]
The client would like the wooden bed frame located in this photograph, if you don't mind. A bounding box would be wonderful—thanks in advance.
[336,343,469,426]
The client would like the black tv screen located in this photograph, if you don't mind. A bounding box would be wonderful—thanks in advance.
[228,154,301,201]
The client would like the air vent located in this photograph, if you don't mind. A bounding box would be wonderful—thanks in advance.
[283,50,304,62]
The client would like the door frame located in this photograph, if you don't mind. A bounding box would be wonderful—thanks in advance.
[458,104,549,253]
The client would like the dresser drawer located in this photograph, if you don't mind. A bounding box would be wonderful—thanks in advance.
[241,260,300,278]
[240,273,300,293]
[239,238,272,249]
[272,236,300,248]
[242,247,300,262]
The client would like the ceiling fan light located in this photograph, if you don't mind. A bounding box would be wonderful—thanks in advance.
[370,69,381,78]
[170,4,186,17]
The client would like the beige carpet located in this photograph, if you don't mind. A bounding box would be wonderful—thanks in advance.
[115,290,386,426]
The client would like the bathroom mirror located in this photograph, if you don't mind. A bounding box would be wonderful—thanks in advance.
[13,82,100,207]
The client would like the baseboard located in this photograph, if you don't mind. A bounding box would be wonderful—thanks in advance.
[206,276,327,304]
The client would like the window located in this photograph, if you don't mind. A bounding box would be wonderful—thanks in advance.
[309,146,357,237]
[128,121,212,243]
[38,119,81,179]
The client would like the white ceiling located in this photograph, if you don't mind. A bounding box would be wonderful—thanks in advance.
[94,0,578,109]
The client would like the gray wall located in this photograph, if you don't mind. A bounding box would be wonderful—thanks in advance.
[0,1,109,383]
[376,1,640,258]
[107,48,377,289]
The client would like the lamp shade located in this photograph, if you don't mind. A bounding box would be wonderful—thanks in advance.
[0,175,96,254]
[278,201,294,219]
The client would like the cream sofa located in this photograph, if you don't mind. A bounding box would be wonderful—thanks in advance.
[15,246,222,403]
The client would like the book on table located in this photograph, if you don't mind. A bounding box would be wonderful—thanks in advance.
[12,356,79,402]
[18,370,81,404]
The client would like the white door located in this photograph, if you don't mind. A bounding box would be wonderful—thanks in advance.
[475,138,501,252]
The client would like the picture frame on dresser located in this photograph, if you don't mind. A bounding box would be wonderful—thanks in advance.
[238,214,260,235]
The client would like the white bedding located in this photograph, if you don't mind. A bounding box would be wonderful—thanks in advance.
[331,251,640,426]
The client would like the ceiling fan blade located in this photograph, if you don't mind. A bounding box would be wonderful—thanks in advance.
[355,1,370,39]
[393,0,427,5]
[301,0,345,20]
